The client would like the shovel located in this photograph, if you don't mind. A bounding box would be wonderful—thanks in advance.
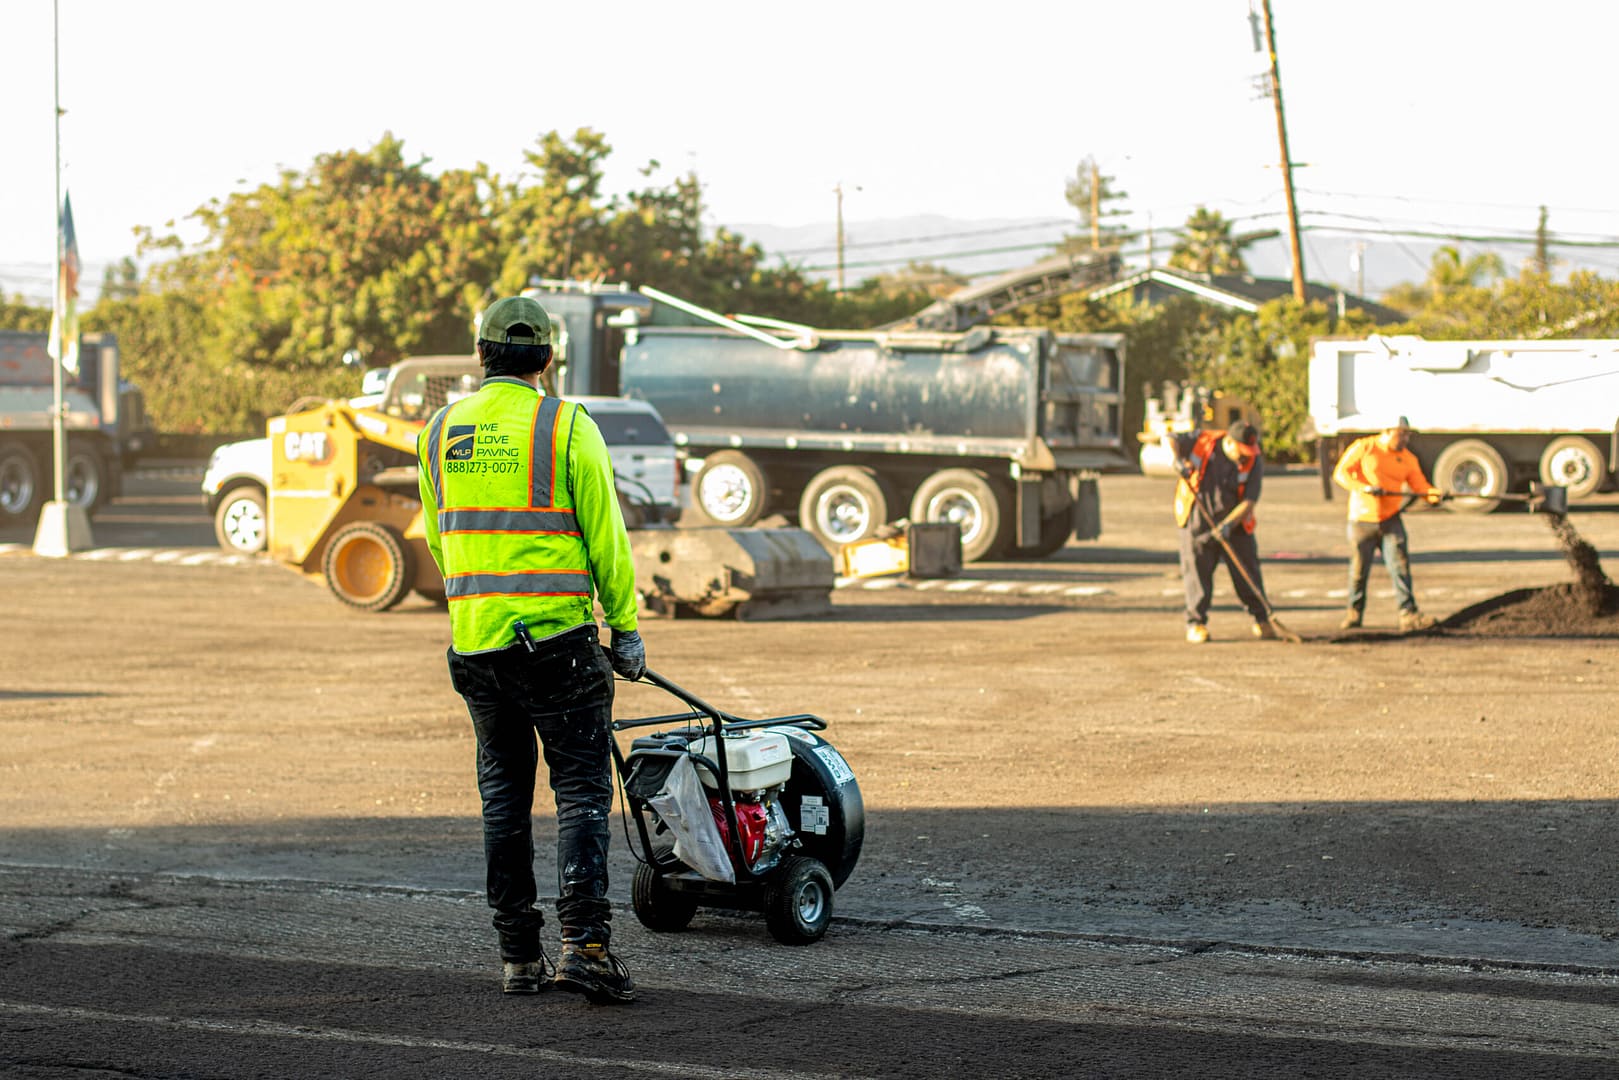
[1391,483,1568,515]
[1189,489,1305,644]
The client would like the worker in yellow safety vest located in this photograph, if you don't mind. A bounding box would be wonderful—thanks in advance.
[417,295,640,1004]
[1331,416,1444,632]
[1168,421,1275,644]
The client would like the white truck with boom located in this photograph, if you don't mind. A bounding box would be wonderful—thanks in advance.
[1308,335,1619,510]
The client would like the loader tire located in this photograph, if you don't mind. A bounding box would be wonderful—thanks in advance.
[631,862,699,932]
[323,521,414,612]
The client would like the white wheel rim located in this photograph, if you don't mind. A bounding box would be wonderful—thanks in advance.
[0,457,33,513]
[1547,446,1595,487]
[1446,459,1495,497]
[814,485,874,542]
[65,455,99,508]
[223,497,266,551]
[700,464,754,522]
[925,490,983,547]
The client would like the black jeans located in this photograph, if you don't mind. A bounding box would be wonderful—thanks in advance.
[1179,527,1269,626]
[1347,516,1416,614]
[446,627,616,961]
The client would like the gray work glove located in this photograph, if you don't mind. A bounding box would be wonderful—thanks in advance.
[609,628,646,681]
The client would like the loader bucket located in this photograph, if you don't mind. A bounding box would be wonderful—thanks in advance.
[629,526,834,619]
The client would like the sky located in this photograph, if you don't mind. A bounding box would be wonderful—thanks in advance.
[4,0,1619,303]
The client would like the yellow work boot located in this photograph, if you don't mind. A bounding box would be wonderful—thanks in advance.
[1185,624,1210,644]
[1339,609,1362,630]
[1251,620,1280,640]
[1399,610,1438,633]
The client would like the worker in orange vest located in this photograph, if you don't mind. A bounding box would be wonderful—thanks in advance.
[1332,416,1444,632]
[1169,420,1274,643]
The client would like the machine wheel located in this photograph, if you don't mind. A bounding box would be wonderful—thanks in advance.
[0,439,41,526]
[63,443,108,515]
[798,466,890,550]
[213,485,268,555]
[631,862,699,932]
[764,856,835,945]
[909,468,1007,563]
[693,451,768,526]
[323,521,414,611]
[1538,436,1606,500]
[1007,503,1075,559]
[1433,439,1508,513]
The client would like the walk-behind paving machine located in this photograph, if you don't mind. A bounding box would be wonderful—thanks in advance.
[613,668,863,944]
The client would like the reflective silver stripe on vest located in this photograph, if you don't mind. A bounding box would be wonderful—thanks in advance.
[422,409,449,507]
[443,571,591,598]
[529,396,563,508]
[439,508,580,534]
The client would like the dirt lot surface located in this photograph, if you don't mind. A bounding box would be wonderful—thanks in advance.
[3,469,1618,1077]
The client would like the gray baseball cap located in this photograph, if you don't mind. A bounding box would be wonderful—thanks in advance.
[478,296,552,346]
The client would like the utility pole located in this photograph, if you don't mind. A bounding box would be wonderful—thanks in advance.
[1089,159,1101,250]
[1259,0,1306,302]
[1533,205,1550,275]
[834,182,859,293]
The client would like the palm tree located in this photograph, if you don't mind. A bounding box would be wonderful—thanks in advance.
[1168,208,1248,276]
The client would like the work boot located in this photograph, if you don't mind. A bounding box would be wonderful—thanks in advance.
[502,953,553,995]
[1339,609,1362,630]
[554,943,636,1004]
[1399,609,1438,633]
[1251,620,1280,640]
[1185,624,1210,644]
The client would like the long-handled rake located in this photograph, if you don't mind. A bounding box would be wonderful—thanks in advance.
[1190,489,1305,644]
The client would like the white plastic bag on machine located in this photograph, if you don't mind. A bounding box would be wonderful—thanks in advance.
[645,753,735,884]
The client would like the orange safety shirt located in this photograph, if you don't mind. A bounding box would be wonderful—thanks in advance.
[1332,434,1436,522]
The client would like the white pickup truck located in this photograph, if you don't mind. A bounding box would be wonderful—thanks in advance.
[202,359,682,554]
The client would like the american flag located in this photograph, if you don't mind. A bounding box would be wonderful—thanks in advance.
[46,192,80,376]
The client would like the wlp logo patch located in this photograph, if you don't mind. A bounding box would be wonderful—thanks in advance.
[446,425,476,461]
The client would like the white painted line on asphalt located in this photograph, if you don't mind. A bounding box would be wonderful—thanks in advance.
[943,580,980,591]
[0,543,21,555]
[912,579,946,590]
[860,578,900,590]
[76,548,126,561]
[117,550,149,562]
[1025,583,1067,594]
[1326,588,1348,598]
[982,582,1016,593]
[179,553,218,566]
[1065,586,1110,597]
[149,551,185,563]
[1283,589,1311,598]
[0,1001,842,1080]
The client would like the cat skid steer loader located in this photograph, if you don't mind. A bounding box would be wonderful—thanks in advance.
[264,357,832,618]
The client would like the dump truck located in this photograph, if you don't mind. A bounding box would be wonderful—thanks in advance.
[1308,335,1619,511]
[264,354,832,618]
[525,253,1126,562]
[0,330,151,527]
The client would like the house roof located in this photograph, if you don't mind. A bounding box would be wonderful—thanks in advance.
[1091,266,1407,325]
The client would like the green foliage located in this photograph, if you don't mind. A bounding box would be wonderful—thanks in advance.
[1061,156,1135,253]
[1385,268,1619,339]
[1168,207,1249,276]
[1185,299,1381,460]
[0,296,51,333]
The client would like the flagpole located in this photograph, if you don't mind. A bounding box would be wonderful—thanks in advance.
[51,0,65,506]
[34,0,91,556]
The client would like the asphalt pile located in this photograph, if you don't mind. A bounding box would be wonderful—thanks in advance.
[1439,512,1618,638]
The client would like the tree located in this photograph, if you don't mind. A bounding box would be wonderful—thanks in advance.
[0,295,50,332]
[1383,244,1505,313]
[1168,207,1250,276]
[1062,156,1135,253]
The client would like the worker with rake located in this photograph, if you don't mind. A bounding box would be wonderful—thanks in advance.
[1170,421,1283,644]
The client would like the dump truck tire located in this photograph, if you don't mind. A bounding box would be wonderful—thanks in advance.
[0,439,42,527]
[1008,502,1075,559]
[910,468,1007,562]
[63,441,108,516]
[692,450,768,526]
[1538,436,1606,500]
[323,521,414,612]
[1434,439,1507,514]
[799,465,890,550]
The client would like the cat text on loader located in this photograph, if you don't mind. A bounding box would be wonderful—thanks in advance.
[263,355,835,618]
